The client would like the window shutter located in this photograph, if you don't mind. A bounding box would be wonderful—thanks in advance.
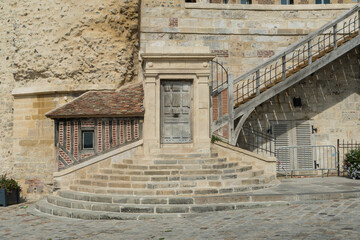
[273,122,291,171]
[295,121,314,169]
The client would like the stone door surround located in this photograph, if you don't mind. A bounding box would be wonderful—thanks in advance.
[142,51,215,154]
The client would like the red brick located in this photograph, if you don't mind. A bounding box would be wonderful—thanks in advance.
[73,121,79,160]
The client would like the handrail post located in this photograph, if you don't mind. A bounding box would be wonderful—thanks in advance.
[307,40,312,65]
[282,55,286,81]
[228,75,235,145]
[337,139,340,176]
[358,10,360,31]
[255,70,260,96]
[333,24,337,49]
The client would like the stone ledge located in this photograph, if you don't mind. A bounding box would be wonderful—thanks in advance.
[213,141,276,163]
[12,84,117,96]
[54,140,143,178]
[185,3,356,11]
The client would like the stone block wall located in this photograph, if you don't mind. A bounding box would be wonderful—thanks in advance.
[12,94,80,199]
[140,1,355,79]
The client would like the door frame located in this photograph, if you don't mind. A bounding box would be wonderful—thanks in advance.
[141,52,215,154]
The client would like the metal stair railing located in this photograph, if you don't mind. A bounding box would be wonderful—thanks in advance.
[232,4,359,108]
[211,4,360,145]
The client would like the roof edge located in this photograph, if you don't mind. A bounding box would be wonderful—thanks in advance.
[47,113,145,119]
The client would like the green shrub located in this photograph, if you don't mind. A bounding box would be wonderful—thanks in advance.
[343,148,360,179]
[211,135,222,143]
[0,174,21,193]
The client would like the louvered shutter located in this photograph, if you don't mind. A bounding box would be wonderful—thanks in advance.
[272,121,291,171]
[295,121,314,169]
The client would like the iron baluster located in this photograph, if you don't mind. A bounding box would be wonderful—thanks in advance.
[308,39,312,64]
[282,55,286,81]
[333,24,338,49]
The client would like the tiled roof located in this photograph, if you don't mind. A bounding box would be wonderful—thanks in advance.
[46,84,144,118]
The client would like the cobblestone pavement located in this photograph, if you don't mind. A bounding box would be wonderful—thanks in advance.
[1,199,360,240]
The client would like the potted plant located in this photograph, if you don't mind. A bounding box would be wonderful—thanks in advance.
[343,148,360,179]
[0,174,21,207]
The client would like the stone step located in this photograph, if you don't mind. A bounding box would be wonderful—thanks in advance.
[55,189,271,205]
[98,165,253,176]
[123,157,226,165]
[69,179,275,196]
[133,152,219,160]
[111,161,239,170]
[34,197,289,220]
[89,168,261,183]
[45,194,255,214]
[223,174,276,187]
[74,172,267,190]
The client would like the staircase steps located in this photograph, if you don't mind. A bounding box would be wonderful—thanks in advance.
[122,157,226,165]
[132,152,219,161]
[34,184,284,220]
[68,174,275,196]
[72,172,268,190]
[36,153,277,219]
[89,167,259,182]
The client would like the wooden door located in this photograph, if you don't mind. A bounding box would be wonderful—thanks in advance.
[161,81,192,143]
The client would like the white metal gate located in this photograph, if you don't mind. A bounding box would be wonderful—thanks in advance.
[276,145,338,177]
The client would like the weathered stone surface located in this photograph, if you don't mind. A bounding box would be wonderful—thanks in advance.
[0,0,140,200]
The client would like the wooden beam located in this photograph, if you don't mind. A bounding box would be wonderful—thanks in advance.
[231,107,254,145]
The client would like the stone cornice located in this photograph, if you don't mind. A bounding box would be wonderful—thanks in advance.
[12,84,117,96]
[141,53,216,61]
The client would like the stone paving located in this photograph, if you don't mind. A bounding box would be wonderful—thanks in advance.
[1,197,360,240]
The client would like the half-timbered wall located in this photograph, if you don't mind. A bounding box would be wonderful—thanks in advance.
[55,118,143,170]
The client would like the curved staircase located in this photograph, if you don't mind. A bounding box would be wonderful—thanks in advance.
[34,153,277,220]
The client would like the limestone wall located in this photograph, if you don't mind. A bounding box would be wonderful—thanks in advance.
[54,142,142,190]
[140,1,356,78]
[0,2,17,176]
[0,0,140,200]
[10,0,139,89]
[243,47,360,169]
[11,93,83,199]
[212,142,277,176]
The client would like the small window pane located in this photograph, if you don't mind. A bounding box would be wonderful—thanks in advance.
[323,0,330,3]
[240,0,251,4]
[83,131,94,149]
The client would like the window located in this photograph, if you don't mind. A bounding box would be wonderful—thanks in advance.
[83,131,94,149]
[209,0,229,3]
[280,0,293,4]
[315,0,330,4]
[240,0,252,4]
[185,0,196,2]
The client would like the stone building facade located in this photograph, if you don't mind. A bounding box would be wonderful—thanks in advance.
[0,0,359,200]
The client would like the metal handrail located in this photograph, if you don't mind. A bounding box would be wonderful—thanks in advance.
[237,127,275,156]
[233,4,360,106]
[233,4,360,85]
[210,60,229,94]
